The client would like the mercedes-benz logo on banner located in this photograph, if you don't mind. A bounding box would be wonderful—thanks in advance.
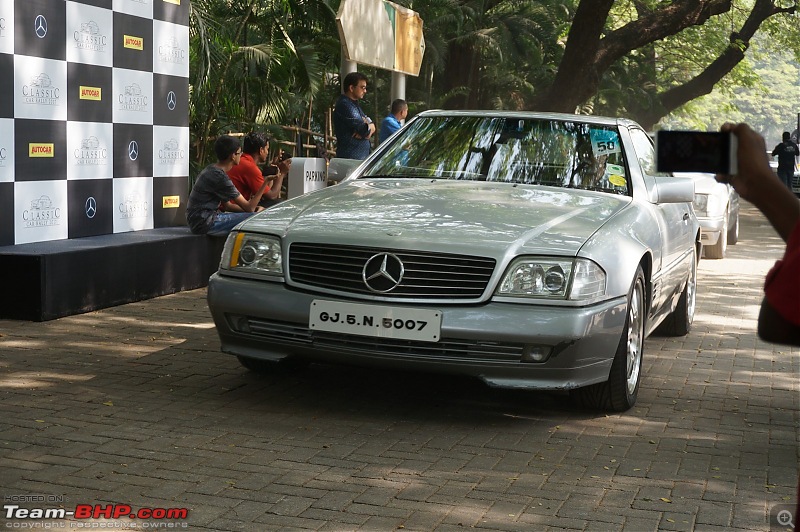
[167,91,176,111]
[362,253,405,293]
[128,141,139,161]
[34,15,48,39]
[85,197,97,219]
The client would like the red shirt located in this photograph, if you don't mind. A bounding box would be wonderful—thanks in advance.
[227,153,270,200]
[764,220,800,325]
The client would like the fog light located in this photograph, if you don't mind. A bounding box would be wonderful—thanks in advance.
[521,345,552,363]
[231,315,251,333]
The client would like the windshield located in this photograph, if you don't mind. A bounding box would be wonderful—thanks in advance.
[362,116,630,196]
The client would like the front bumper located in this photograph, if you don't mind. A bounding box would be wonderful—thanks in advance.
[697,215,725,246]
[207,273,628,391]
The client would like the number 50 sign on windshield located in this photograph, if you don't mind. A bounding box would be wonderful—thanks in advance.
[590,128,622,157]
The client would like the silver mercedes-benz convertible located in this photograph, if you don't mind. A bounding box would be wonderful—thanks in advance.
[207,111,700,411]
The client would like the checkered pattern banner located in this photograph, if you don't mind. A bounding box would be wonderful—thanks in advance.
[0,0,189,246]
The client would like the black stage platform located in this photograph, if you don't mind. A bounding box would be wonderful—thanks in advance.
[0,228,226,321]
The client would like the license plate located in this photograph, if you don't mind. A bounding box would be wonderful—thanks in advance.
[309,300,442,342]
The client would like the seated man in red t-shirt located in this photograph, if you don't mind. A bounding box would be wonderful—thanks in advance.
[226,132,291,210]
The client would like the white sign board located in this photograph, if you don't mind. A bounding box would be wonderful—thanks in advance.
[287,157,327,199]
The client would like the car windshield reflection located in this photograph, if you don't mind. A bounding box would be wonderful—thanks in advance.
[361,116,631,196]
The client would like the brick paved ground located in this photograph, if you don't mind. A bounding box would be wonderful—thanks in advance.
[0,202,797,531]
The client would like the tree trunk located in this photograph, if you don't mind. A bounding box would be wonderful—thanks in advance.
[441,40,480,109]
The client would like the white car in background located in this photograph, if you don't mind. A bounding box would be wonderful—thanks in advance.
[676,173,740,259]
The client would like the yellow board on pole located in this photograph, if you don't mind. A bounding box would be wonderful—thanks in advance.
[336,0,425,77]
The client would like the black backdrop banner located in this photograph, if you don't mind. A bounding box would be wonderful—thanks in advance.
[0,0,189,246]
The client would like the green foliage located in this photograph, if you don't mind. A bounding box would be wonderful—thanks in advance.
[188,0,800,176]
[663,43,800,143]
[189,0,339,174]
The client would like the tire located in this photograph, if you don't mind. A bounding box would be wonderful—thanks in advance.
[727,211,739,245]
[237,355,306,373]
[662,246,697,337]
[704,209,728,259]
[571,266,646,412]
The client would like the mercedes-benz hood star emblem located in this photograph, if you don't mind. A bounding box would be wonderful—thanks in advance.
[362,253,404,293]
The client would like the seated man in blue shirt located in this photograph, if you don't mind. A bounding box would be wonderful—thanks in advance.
[378,99,408,144]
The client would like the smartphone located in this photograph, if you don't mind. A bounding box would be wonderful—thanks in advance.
[655,131,737,175]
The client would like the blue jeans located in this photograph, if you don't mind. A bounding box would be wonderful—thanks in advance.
[207,212,255,236]
[777,168,794,190]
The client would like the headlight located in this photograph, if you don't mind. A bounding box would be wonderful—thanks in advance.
[496,258,606,301]
[220,232,283,275]
[693,193,708,216]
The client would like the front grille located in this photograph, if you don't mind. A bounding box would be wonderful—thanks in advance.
[289,243,496,299]
[239,317,524,363]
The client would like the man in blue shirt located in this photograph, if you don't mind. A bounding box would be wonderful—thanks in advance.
[333,72,376,160]
[378,99,408,144]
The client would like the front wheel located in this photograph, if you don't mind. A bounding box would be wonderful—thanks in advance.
[572,266,646,412]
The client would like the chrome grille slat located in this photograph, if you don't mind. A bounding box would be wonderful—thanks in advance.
[240,318,523,363]
[289,243,496,299]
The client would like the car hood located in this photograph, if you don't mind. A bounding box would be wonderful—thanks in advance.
[241,179,631,257]
[675,172,723,195]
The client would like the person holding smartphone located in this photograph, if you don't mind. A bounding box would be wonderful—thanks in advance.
[227,132,291,209]
[718,123,800,345]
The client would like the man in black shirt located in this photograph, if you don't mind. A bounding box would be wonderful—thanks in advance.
[771,131,799,190]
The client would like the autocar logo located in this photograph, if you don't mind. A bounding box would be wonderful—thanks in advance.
[167,91,176,111]
[34,15,47,39]
[128,141,139,161]
[85,197,97,219]
[362,253,404,293]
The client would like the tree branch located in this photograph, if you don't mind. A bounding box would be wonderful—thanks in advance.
[636,0,796,128]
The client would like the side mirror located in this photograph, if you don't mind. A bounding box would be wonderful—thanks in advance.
[654,177,694,204]
[328,158,362,183]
